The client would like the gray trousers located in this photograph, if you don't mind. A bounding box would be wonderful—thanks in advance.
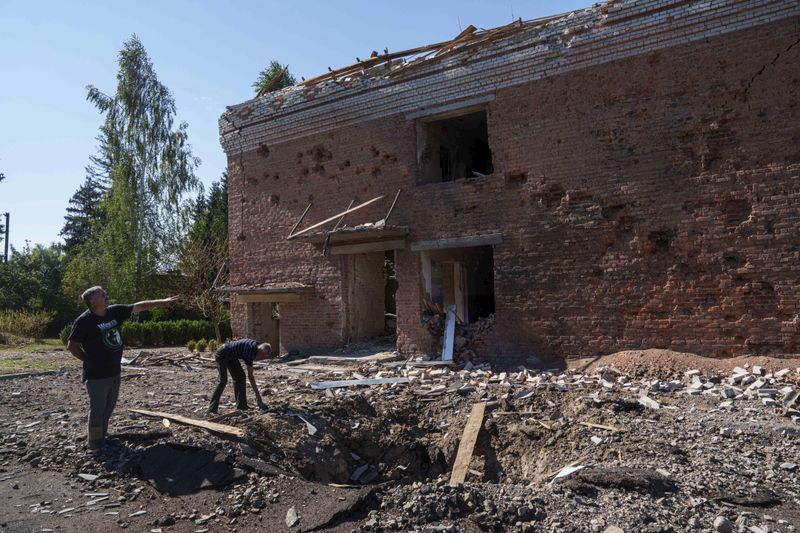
[85,375,120,449]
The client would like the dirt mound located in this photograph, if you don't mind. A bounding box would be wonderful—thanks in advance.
[570,348,800,377]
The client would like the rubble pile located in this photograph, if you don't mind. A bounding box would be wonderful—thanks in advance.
[421,311,495,363]
[1,348,799,531]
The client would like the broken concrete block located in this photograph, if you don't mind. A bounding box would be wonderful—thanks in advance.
[774,368,791,378]
[285,506,299,527]
[720,427,733,438]
[638,396,660,410]
[713,516,734,533]
[684,369,701,378]
[751,366,764,376]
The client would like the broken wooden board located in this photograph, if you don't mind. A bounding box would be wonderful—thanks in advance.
[449,402,487,485]
[287,352,401,367]
[128,408,245,438]
[384,360,455,369]
[442,304,456,362]
[309,377,410,390]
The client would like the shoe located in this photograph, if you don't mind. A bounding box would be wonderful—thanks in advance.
[236,405,250,411]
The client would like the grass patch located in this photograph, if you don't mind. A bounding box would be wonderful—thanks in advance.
[0,356,63,374]
[0,338,63,354]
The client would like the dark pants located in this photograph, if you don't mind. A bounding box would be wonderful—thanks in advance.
[208,349,248,413]
[86,375,121,449]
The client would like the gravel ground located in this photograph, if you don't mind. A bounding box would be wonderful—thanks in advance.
[0,346,798,532]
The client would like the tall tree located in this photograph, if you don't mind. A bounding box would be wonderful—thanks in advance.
[83,34,199,301]
[179,174,228,340]
[60,176,107,254]
[252,60,296,95]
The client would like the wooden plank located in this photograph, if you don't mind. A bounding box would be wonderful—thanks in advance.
[579,421,624,433]
[330,239,406,255]
[128,408,245,438]
[441,304,456,361]
[449,402,487,485]
[309,377,409,390]
[287,202,313,238]
[411,233,503,251]
[288,196,385,240]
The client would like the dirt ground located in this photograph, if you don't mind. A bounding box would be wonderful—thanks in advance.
[0,344,798,532]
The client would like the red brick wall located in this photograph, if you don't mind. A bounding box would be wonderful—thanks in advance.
[228,15,800,359]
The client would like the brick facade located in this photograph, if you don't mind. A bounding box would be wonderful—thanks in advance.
[221,0,800,360]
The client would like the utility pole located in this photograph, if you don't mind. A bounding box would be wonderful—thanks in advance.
[3,212,8,262]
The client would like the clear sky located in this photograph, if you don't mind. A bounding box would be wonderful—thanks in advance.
[0,0,590,251]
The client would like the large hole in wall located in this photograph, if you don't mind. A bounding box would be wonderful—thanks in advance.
[421,245,495,323]
[417,109,493,184]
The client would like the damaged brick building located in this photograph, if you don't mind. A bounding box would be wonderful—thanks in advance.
[218,0,800,360]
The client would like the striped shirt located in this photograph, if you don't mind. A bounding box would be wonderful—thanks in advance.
[220,339,258,367]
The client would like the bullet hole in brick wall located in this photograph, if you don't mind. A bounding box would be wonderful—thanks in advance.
[355,166,364,174]
[302,166,309,176]
[273,173,280,180]
[532,184,566,208]
[370,145,380,157]
[309,145,333,162]
[382,153,398,163]
[308,194,314,203]
[257,143,270,158]
[601,203,627,220]
[269,195,279,205]
[338,160,351,171]
[417,110,493,184]
[505,171,527,186]
[312,164,325,174]
[647,229,675,253]
[765,219,774,234]
[720,198,751,226]
[371,167,381,178]
[722,251,744,268]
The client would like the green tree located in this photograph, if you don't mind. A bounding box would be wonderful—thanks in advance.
[0,243,80,334]
[81,34,199,301]
[60,176,107,254]
[252,60,296,95]
[179,174,228,340]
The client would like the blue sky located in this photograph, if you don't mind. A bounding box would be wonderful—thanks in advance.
[0,0,589,251]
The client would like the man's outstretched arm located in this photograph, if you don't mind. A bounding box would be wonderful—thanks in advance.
[132,296,180,314]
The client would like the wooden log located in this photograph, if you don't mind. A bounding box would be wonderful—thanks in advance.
[449,402,487,485]
[128,408,245,438]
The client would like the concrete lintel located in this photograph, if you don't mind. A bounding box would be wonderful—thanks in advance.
[330,239,407,255]
[411,233,503,251]
[405,94,495,121]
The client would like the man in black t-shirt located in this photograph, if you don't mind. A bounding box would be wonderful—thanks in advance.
[208,338,273,413]
[67,286,178,452]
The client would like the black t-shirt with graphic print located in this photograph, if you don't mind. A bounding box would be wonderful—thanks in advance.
[68,304,134,380]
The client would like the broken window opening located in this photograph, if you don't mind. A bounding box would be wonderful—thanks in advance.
[417,109,493,184]
[421,245,495,323]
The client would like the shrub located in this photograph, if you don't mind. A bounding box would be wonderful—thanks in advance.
[187,339,197,352]
[0,309,55,340]
[59,324,72,346]
[207,339,218,352]
[121,319,223,347]
[195,339,208,352]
